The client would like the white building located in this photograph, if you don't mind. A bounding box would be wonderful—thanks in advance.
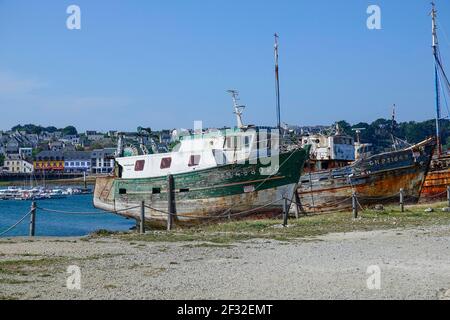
[3,154,34,174]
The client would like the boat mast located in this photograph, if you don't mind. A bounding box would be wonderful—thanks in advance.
[274,33,281,131]
[227,90,245,129]
[431,2,442,155]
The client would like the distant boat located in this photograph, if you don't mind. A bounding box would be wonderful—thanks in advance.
[296,127,435,213]
[420,3,450,201]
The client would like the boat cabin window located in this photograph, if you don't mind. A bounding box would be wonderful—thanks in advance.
[188,155,201,167]
[152,188,161,194]
[134,160,145,171]
[119,188,127,195]
[160,157,172,169]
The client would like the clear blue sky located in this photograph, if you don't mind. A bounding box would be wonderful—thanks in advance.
[1,0,450,132]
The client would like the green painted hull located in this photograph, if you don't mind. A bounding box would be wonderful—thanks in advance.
[94,147,310,226]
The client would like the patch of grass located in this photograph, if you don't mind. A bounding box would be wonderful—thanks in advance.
[104,284,117,289]
[108,202,450,245]
[0,257,65,276]
[182,243,235,249]
[0,294,19,300]
[143,267,166,277]
[0,278,32,285]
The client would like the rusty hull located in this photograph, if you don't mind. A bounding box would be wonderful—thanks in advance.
[298,138,436,213]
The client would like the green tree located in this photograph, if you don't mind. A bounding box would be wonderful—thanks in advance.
[62,125,78,136]
[0,154,4,167]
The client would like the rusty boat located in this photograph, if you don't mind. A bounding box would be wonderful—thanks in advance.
[419,3,450,202]
[94,92,310,226]
[296,128,436,213]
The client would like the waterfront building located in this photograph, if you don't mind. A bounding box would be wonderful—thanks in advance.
[34,151,64,172]
[91,148,116,174]
[3,154,34,174]
[64,151,91,173]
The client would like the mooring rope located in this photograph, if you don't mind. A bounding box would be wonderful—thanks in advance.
[144,197,284,220]
[0,210,32,237]
[36,205,141,215]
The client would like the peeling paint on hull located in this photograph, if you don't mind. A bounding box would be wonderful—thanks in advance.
[297,138,435,213]
[420,155,450,202]
[94,148,310,226]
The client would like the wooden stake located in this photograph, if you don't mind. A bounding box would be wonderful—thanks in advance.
[167,175,176,231]
[352,192,358,219]
[140,201,145,234]
[29,201,36,237]
[400,188,404,213]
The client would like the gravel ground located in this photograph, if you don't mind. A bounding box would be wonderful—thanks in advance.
[1,225,450,300]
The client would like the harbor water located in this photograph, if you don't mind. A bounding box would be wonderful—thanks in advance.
[0,194,135,237]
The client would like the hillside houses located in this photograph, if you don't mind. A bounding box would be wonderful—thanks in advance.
[0,125,175,177]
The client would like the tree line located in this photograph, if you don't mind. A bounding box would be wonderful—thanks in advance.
[335,118,449,152]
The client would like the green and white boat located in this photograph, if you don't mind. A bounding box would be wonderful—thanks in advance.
[94,128,310,227]
[94,94,310,226]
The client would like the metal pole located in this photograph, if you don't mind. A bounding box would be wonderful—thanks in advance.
[274,33,281,130]
[29,201,36,237]
[167,175,176,231]
[400,188,404,213]
[282,197,289,227]
[140,201,145,234]
[352,192,358,219]
[83,171,87,190]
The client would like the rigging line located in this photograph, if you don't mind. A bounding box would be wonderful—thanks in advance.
[436,21,450,52]
[435,54,450,92]
[440,73,450,118]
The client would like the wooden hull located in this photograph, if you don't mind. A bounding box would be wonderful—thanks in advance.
[94,148,310,226]
[420,155,450,202]
[297,138,436,213]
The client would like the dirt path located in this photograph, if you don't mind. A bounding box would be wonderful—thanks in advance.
[1,224,450,300]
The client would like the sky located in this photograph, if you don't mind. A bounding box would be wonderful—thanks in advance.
[0,0,450,132]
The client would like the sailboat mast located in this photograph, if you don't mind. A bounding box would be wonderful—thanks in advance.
[274,33,281,130]
[431,2,442,155]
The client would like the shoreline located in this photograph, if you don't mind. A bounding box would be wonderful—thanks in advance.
[1,202,450,300]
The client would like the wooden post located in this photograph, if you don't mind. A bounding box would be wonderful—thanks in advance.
[352,192,358,219]
[167,175,176,231]
[140,201,145,234]
[83,171,87,190]
[400,188,404,213]
[282,197,289,227]
[294,192,300,219]
[447,186,450,207]
[29,201,36,237]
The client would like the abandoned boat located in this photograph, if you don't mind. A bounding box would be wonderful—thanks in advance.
[420,3,450,202]
[94,91,310,226]
[94,127,310,226]
[296,129,435,213]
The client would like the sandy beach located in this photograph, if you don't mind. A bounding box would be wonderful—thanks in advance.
[1,222,450,300]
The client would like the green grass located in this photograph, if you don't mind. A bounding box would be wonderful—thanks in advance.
[113,202,450,244]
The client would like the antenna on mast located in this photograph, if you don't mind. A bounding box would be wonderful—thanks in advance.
[227,90,245,129]
[274,33,281,131]
[352,128,366,144]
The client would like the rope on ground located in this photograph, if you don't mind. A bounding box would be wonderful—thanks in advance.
[144,197,284,220]
[36,205,141,215]
[0,210,32,237]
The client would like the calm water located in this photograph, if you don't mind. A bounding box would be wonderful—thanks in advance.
[0,194,135,237]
